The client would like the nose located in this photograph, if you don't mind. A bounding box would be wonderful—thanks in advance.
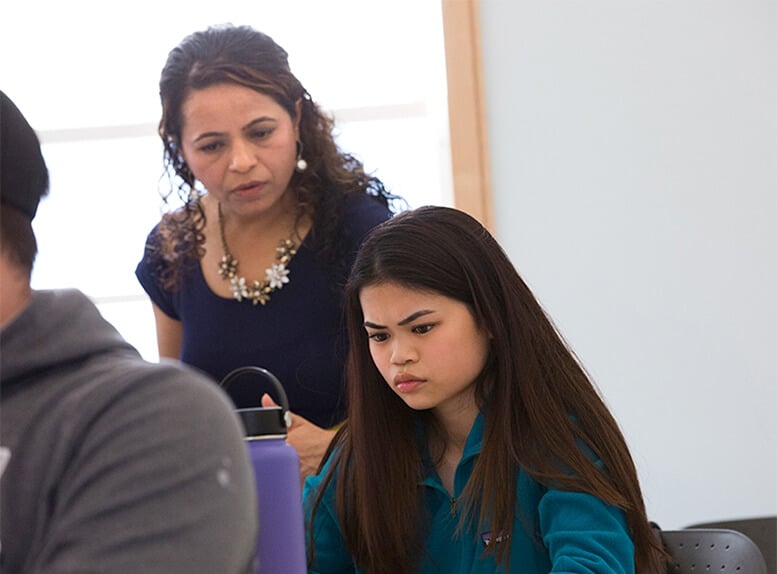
[390,338,418,366]
[228,139,257,173]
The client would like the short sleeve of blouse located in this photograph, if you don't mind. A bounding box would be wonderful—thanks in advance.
[135,226,180,321]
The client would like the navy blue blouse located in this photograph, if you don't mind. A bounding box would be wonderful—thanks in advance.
[136,193,392,427]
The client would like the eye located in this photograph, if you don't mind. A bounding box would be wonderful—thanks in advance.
[412,323,435,335]
[366,331,389,343]
[198,140,223,153]
[250,127,274,140]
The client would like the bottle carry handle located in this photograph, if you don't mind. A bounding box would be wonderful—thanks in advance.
[219,366,293,429]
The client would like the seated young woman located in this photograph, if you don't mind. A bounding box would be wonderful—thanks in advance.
[303,205,666,574]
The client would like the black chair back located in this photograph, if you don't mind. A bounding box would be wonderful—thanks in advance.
[660,528,768,574]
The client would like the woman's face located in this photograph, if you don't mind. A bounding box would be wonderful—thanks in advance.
[179,83,299,218]
[359,282,490,418]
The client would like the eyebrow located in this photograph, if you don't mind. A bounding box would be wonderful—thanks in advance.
[363,309,434,329]
[192,117,276,143]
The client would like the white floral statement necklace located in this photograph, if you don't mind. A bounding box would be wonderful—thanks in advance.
[216,203,298,306]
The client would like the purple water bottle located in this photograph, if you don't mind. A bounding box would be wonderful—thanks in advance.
[220,367,306,574]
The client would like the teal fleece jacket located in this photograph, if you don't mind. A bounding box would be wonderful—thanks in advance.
[303,414,635,574]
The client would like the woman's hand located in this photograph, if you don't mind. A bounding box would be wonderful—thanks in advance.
[260,394,337,482]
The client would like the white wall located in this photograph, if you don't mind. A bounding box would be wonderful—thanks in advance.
[478,0,776,528]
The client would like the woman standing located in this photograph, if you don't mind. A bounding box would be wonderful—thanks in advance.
[136,24,401,478]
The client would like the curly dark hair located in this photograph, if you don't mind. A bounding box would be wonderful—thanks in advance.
[151,24,402,290]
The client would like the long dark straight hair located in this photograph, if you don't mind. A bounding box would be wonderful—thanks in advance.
[308,205,666,573]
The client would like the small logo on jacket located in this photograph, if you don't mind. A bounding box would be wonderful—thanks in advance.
[480,529,509,548]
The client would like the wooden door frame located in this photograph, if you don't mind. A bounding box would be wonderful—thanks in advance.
[441,0,493,230]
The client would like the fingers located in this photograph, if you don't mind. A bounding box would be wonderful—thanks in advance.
[260,393,296,429]
[260,393,278,408]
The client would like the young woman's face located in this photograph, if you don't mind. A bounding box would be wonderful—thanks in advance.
[360,282,490,416]
[179,83,299,218]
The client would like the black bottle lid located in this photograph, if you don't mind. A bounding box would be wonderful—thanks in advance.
[237,406,288,438]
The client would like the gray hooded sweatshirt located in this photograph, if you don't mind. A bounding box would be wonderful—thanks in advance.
[0,289,258,573]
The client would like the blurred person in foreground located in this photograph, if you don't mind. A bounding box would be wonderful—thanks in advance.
[0,89,258,573]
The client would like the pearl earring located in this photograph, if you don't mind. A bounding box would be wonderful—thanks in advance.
[295,140,307,173]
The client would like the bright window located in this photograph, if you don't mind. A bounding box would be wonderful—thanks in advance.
[2,2,452,360]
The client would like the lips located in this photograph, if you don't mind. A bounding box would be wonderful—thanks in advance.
[394,373,426,393]
[231,181,265,197]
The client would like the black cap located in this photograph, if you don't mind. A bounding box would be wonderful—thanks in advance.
[0,90,49,220]
[236,406,289,438]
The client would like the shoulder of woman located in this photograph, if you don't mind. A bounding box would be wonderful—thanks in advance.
[342,192,392,236]
[302,443,344,503]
